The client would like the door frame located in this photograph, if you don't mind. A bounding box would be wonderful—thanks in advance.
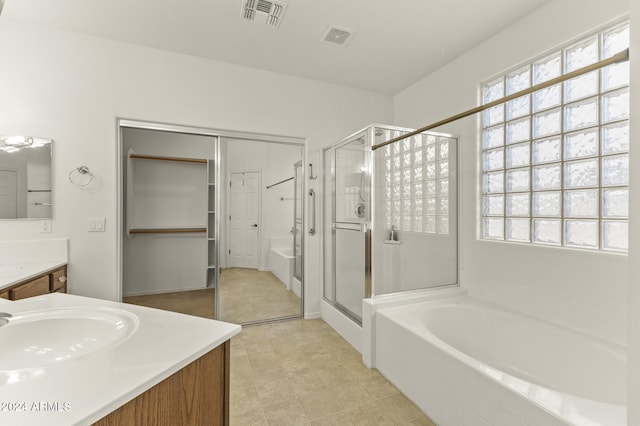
[226,168,261,270]
[116,118,306,324]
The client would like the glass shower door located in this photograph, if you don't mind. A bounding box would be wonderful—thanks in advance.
[332,134,370,322]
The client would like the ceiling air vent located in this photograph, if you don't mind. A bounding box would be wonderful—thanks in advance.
[321,26,354,46]
[242,0,287,29]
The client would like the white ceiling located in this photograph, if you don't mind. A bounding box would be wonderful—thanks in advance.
[1,0,552,94]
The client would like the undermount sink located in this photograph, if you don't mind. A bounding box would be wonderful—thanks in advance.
[0,307,139,374]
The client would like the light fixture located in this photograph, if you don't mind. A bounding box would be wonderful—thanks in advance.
[0,135,52,153]
[2,135,33,147]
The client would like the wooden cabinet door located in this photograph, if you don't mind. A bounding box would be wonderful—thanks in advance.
[51,267,68,292]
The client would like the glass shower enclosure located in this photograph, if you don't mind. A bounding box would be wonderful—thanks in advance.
[323,129,372,323]
[323,125,458,325]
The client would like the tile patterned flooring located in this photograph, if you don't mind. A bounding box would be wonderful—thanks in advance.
[124,268,435,424]
[219,267,301,324]
[123,268,301,324]
[123,288,216,319]
[231,319,436,425]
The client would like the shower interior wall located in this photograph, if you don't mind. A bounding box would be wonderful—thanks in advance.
[371,129,458,296]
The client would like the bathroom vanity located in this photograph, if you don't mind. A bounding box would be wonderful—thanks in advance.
[0,293,241,425]
[93,341,230,425]
[0,239,69,300]
[0,264,67,300]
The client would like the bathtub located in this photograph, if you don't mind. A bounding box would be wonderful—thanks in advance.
[270,246,293,290]
[375,296,626,426]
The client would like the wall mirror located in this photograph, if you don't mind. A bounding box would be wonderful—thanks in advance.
[0,136,53,219]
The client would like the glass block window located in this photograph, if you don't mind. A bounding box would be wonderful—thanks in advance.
[481,22,629,252]
[382,131,452,234]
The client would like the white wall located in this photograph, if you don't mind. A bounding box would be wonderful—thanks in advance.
[225,139,301,270]
[627,0,640,423]
[394,0,630,346]
[0,21,393,320]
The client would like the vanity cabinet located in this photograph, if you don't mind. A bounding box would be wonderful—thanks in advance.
[3,265,67,300]
[93,341,230,426]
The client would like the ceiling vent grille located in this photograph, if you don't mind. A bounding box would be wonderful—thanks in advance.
[242,0,287,29]
[321,26,354,46]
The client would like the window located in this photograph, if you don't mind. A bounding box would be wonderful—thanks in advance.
[480,22,629,252]
[381,130,454,235]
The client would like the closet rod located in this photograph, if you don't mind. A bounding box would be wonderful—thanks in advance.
[129,153,208,164]
[372,48,630,151]
[129,228,206,234]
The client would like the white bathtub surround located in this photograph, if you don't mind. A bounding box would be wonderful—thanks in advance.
[374,293,626,426]
[0,293,240,425]
[0,239,68,289]
[270,247,293,290]
[291,276,302,298]
[362,285,465,367]
[269,235,303,298]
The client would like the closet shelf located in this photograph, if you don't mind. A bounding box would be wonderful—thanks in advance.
[128,227,206,235]
[129,153,208,164]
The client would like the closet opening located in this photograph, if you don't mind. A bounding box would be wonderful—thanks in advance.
[117,120,305,325]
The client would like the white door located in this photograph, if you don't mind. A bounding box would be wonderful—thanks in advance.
[228,171,260,268]
[0,170,18,219]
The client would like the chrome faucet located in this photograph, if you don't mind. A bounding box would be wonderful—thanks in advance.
[0,312,12,327]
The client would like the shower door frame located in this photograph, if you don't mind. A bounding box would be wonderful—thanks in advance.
[323,128,373,325]
[293,161,303,283]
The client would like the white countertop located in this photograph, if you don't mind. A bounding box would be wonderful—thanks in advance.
[0,293,241,425]
[0,239,68,291]
[0,261,68,291]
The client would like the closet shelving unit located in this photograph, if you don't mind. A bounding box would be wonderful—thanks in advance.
[207,158,216,288]
[127,149,217,291]
[127,152,208,234]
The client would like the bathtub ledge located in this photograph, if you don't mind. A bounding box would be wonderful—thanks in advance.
[362,285,465,367]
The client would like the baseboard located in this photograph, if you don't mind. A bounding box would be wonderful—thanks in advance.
[123,285,208,298]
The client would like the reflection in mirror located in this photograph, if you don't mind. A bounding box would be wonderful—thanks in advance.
[0,136,53,219]
[218,139,304,325]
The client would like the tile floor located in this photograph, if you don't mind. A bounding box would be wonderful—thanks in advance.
[124,288,215,319]
[124,268,435,424]
[219,267,301,324]
[230,319,436,425]
[123,268,301,324]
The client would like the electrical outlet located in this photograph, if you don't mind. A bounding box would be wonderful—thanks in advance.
[41,220,52,233]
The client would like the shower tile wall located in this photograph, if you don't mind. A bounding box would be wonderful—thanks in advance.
[372,130,458,296]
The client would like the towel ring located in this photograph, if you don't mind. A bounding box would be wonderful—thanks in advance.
[68,166,94,187]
